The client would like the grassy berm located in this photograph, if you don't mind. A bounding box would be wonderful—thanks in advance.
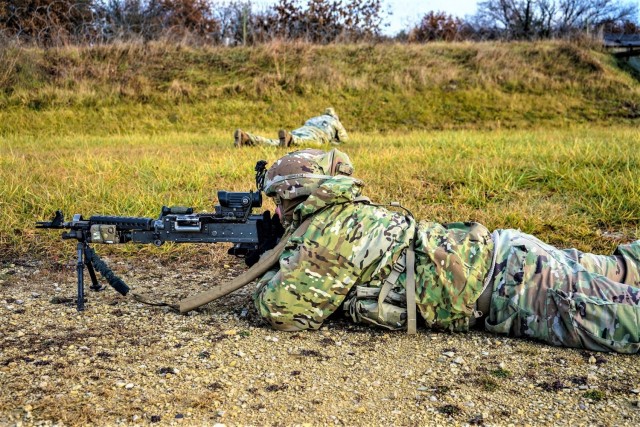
[1,40,639,136]
[1,41,640,426]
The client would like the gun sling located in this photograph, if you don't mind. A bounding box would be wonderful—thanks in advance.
[176,216,313,313]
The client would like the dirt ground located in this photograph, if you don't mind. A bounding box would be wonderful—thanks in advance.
[1,250,639,426]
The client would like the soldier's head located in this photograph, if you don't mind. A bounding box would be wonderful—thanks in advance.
[324,107,338,120]
[264,148,354,225]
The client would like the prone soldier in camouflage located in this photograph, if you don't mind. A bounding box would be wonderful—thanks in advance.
[253,149,640,353]
[234,108,348,148]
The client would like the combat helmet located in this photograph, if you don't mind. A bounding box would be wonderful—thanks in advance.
[263,148,354,201]
[324,107,338,120]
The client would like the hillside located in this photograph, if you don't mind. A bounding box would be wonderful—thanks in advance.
[0,41,639,136]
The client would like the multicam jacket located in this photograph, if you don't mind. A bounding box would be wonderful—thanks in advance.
[253,176,494,332]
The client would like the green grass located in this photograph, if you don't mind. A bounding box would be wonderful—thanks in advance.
[1,41,639,259]
[2,126,639,259]
[1,41,639,137]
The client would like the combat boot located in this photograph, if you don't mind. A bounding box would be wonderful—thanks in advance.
[234,129,251,147]
[278,129,293,147]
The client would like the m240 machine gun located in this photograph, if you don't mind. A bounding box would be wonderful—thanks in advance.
[36,160,284,311]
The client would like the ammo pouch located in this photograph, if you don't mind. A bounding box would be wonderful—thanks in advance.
[344,284,408,330]
[344,244,417,333]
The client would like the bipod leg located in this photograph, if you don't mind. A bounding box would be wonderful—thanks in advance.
[76,242,85,311]
[84,243,103,292]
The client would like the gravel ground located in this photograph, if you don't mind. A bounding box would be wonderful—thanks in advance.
[1,252,639,427]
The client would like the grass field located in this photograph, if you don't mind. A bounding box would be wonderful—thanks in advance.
[2,125,639,259]
[2,42,640,426]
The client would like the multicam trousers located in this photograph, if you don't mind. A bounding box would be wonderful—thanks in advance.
[485,230,640,353]
[246,126,337,147]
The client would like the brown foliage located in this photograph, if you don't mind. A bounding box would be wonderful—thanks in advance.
[0,0,95,45]
[408,11,468,42]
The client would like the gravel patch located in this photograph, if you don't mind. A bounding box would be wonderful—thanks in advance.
[1,254,639,426]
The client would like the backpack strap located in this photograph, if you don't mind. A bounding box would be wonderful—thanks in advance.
[405,242,417,334]
[377,242,417,335]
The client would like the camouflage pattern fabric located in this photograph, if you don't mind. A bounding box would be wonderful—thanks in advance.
[244,113,348,147]
[243,132,280,147]
[253,176,494,332]
[486,229,640,353]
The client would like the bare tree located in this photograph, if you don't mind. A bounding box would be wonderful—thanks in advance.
[475,0,639,39]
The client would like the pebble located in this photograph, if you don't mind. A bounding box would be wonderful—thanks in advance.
[5,259,639,427]
[588,356,597,364]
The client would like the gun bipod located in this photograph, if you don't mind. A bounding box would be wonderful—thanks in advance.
[73,241,130,311]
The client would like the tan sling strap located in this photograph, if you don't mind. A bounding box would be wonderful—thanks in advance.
[178,217,313,313]
[377,242,417,335]
[405,242,417,334]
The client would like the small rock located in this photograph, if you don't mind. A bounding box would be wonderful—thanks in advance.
[236,351,246,357]
[453,357,465,365]
[125,383,134,389]
[15,300,24,305]
[430,396,438,402]
[443,351,455,358]
[631,389,640,394]
[116,381,126,388]
[223,330,237,336]
[588,356,597,364]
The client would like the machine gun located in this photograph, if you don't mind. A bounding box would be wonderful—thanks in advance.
[36,160,284,311]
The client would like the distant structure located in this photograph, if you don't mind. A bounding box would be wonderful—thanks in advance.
[603,33,640,59]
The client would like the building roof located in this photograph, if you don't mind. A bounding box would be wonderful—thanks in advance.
[603,33,640,47]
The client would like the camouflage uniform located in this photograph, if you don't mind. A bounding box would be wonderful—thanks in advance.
[254,174,494,333]
[245,109,349,147]
[486,230,640,353]
[253,149,640,353]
